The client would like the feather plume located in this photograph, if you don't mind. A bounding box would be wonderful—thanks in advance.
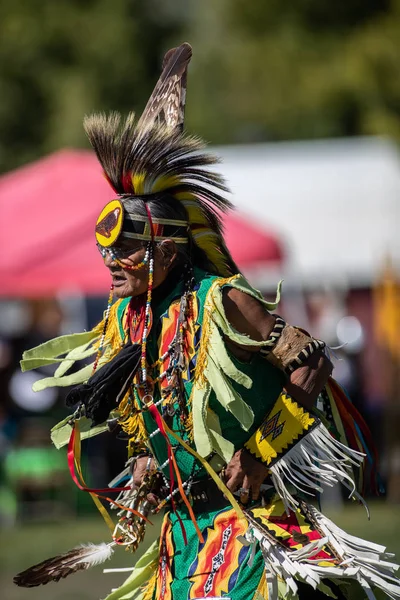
[14,542,114,587]
[137,42,192,131]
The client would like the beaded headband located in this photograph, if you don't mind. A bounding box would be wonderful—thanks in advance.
[121,212,188,244]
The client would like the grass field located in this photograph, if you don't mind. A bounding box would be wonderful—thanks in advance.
[2,502,400,600]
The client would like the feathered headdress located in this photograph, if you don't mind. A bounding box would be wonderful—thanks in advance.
[85,42,238,277]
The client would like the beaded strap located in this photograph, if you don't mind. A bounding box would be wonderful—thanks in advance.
[140,247,153,391]
[117,246,149,271]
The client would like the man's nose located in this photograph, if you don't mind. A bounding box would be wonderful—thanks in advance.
[103,249,117,267]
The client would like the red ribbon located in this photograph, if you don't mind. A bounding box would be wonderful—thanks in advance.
[148,403,204,545]
[67,426,131,494]
[67,424,152,523]
[148,403,187,543]
[144,203,155,241]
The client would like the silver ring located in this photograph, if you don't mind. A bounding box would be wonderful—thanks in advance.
[238,487,250,494]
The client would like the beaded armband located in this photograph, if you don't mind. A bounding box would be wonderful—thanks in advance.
[244,393,318,468]
[244,392,365,512]
[260,316,325,375]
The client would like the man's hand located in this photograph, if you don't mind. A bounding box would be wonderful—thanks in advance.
[132,456,159,506]
[285,350,333,410]
[222,449,269,504]
[132,456,153,487]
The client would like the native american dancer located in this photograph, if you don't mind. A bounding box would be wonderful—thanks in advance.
[15,43,400,600]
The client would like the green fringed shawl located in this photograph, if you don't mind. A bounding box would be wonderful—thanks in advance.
[19,299,128,448]
[191,274,283,463]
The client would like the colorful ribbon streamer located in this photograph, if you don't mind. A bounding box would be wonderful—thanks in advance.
[68,421,151,532]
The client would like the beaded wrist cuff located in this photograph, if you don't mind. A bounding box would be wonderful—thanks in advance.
[244,392,364,514]
[244,392,318,468]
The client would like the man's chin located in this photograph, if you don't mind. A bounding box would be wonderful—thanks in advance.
[112,284,131,299]
[112,284,145,299]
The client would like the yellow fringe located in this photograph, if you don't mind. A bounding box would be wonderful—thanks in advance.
[118,389,148,451]
[106,300,127,346]
[184,411,194,441]
[193,276,236,388]
[253,570,269,600]
[193,307,212,389]
[92,299,127,370]
[140,564,158,600]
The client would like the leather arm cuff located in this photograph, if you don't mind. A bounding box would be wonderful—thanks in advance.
[260,317,325,375]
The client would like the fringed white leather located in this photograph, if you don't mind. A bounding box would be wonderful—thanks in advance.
[241,503,400,600]
[269,421,365,514]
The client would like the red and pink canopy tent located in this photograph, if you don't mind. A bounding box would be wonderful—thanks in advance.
[0,150,284,297]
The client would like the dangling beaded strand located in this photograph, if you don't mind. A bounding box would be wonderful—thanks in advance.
[140,244,154,393]
[92,283,114,374]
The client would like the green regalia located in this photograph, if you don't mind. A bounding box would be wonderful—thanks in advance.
[14,42,400,600]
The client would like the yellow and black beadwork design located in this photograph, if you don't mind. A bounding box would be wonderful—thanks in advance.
[245,393,317,466]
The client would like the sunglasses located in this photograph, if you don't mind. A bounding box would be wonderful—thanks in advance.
[97,243,148,259]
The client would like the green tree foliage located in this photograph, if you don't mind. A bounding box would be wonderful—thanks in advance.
[185,0,400,143]
[0,0,399,172]
[0,0,183,172]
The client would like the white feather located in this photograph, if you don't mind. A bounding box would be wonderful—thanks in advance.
[75,543,115,567]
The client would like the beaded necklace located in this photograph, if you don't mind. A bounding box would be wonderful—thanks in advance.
[139,203,156,398]
[112,259,203,546]
[92,283,114,374]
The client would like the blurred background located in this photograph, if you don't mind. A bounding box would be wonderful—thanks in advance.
[1,1,400,599]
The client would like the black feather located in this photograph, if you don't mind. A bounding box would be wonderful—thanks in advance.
[66,343,141,425]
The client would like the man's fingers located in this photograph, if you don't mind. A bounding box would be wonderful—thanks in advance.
[225,473,244,493]
[239,476,251,504]
[251,480,261,500]
[249,473,265,500]
[146,493,160,506]
[239,475,264,502]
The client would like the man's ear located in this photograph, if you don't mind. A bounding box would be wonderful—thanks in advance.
[158,239,178,268]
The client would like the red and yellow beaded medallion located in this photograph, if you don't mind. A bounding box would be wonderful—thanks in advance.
[95,199,124,247]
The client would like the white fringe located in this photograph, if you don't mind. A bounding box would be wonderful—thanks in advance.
[270,422,365,514]
[243,503,400,600]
